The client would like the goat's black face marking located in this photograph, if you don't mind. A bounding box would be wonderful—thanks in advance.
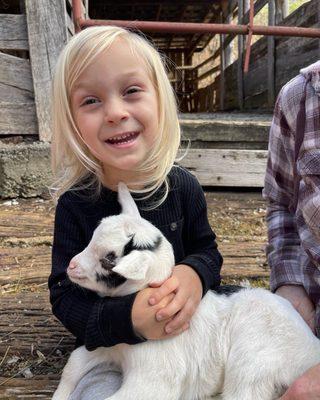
[96,271,127,288]
[100,252,117,271]
[123,235,162,256]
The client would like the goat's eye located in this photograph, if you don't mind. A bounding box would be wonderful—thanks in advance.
[100,251,117,271]
[105,251,116,263]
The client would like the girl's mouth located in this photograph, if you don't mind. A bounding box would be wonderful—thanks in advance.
[105,131,139,147]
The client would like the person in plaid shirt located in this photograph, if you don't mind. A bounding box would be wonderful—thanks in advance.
[264,61,320,399]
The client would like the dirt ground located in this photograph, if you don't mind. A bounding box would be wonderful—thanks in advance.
[0,190,268,398]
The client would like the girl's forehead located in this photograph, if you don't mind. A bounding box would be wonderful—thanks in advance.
[73,41,154,87]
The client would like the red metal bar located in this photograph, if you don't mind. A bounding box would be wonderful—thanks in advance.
[243,0,254,73]
[79,18,320,39]
[72,0,84,33]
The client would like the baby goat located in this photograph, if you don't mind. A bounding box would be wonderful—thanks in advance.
[52,183,320,400]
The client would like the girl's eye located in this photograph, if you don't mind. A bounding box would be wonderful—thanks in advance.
[81,97,99,106]
[125,87,140,95]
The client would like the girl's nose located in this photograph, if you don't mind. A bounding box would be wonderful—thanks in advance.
[104,99,129,124]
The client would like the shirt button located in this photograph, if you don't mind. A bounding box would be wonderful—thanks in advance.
[170,222,177,231]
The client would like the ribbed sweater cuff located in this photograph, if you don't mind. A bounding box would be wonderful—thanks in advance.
[181,255,221,296]
[86,292,146,350]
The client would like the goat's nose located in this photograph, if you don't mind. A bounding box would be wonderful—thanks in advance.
[68,260,77,270]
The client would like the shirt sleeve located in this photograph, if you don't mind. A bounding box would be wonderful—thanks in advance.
[180,173,223,294]
[49,195,145,350]
[263,83,305,291]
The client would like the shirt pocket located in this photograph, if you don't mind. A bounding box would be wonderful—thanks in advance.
[159,218,185,263]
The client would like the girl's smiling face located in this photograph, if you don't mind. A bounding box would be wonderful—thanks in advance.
[71,39,159,187]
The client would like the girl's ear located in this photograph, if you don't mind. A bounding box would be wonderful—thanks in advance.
[118,182,141,219]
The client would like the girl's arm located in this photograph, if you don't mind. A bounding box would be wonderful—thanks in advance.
[146,171,223,335]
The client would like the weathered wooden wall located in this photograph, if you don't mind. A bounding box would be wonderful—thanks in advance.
[201,0,320,111]
[0,0,87,141]
[0,11,37,136]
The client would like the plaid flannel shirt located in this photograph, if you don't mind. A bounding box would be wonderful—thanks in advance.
[263,61,320,337]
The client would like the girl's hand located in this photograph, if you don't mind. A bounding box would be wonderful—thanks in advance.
[132,287,177,340]
[279,364,320,399]
[275,285,315,333]
[148,264,203,335]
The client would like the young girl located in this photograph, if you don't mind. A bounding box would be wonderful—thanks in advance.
[49,26,222,399]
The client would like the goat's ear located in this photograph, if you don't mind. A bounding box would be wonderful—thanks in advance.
[118,182,141,219]
[112,252,150,281]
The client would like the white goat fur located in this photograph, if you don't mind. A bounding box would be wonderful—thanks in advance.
[52,183,320,400]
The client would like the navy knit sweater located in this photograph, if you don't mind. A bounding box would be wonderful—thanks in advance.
[49,167,222,350]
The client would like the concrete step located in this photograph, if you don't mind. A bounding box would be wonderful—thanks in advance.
[180,112,272,149]
[0,113,273,198]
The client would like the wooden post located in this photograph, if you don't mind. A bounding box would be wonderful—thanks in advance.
[268,0,276,108]
[237,0,244,110]
[222,1,232,68]
[220,30,225,111]
[275,0,288,24]
[25,0,68,141]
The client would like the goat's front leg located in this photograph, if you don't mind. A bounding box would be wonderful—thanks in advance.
[52,346,108,400]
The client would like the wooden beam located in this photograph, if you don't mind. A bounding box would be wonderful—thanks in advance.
[179,149,268,187]
[237,0,244,110]
[25,0,68,141]
[219,13,226,111]
[0,14,28,50]
[185,4,216,60]
[268,0,275,107]
[275,0,289,24]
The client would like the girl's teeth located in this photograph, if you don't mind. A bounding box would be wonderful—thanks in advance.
[107,132,137,144]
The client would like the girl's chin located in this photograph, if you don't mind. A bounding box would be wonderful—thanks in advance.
[102,159,142,176]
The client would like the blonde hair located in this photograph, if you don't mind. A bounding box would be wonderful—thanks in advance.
[51,25,181,206]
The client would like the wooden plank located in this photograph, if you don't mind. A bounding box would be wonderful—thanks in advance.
[0,14,28,50]
[219,32,225,111]
[0,102,37,135]
[67,12,75,36]
[0,246,51,285]
[25,0,68,141]
[179,149,268,187]
[0,82,34,103]
[268,0,275,107]
[0,52,33,92]
[0,377,59,400]
[237,0,244,110]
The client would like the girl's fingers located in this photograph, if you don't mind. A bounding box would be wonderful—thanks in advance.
[148,281,164,288]
[165,322,190,337]
[164,301,194,333]
[148,276,179,305]
[155,291,186,321]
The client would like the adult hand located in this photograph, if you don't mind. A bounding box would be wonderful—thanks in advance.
[148,264,203,335]
[279,364,320,399]
[275,285,315,333]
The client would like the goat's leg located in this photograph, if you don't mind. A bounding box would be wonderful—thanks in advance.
[104,373,181,400]
[52,346,109,400]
